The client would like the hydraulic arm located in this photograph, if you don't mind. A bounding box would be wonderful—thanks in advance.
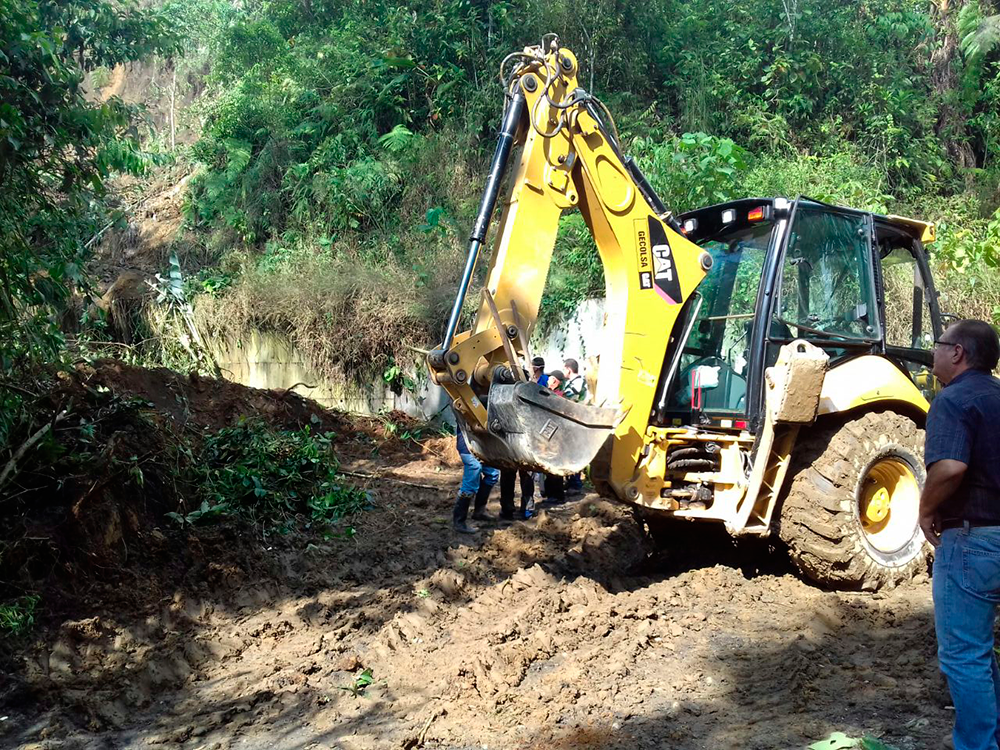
[426,38,713,499]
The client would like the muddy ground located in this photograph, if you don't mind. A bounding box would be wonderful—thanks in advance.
[0,369,952,750]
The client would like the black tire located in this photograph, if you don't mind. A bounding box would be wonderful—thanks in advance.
[777,411,930,590]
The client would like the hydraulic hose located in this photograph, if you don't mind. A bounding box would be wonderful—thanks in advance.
[442,92,527,350]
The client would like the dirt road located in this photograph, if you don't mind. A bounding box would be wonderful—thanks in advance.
[2,444,949,749]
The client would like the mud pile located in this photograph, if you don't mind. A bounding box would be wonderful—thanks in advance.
[0,361,950,749]
[0,359,418,648]
[3,452,948,749]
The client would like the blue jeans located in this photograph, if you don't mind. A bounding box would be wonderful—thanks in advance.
[934,525,1000,750]
[459,452,499,495]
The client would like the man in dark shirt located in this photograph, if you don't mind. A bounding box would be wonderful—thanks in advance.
[920,319,1000,750]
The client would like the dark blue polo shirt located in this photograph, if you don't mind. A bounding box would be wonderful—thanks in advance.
[924,368,1000,525]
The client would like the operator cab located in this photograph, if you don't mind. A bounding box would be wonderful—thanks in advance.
[655,197,942,431]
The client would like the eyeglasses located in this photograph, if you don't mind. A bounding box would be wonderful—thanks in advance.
[934,339,960,349]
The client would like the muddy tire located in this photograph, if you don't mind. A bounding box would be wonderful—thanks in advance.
[777,411,929,590]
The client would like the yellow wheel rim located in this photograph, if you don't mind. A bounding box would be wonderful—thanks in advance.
[859,457,920,554]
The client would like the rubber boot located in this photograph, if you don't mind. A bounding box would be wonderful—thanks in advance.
[566,473,584,494]
[521,495,536,519]
[498,470,517,521]
[452,491,477,534]
[470,481,494,522]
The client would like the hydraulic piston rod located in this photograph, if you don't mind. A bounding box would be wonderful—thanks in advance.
[441,92,526,350]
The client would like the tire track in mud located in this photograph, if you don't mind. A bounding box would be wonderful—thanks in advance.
[3,458,949,750]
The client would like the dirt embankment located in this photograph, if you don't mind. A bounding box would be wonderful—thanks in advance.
[1,363,949,750]
[0,359,423,632]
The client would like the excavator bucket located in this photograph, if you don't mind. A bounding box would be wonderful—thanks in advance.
[459,381,620,475]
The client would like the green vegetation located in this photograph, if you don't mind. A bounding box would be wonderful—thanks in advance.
[169,0,1000,376]
[339,667,376,698]
[0,594,40,638]
[171,417,371,533]
[1,3,1000,565]
[0,0,180,374]
[3,0,1000,389]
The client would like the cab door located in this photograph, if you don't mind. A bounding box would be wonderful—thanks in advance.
[875,229,944,401]
[749,199,883,427]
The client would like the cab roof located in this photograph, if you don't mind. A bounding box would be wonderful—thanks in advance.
[679,198,935,244]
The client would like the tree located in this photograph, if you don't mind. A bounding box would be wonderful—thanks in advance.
[931,0,978,170]
[0,0,180,372]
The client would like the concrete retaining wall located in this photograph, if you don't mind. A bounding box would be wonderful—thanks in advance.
[208,298,606,422]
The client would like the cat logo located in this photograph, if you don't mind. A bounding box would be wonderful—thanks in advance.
[654,243,674,282]
[635,217,680,301]
[648,217,682,304]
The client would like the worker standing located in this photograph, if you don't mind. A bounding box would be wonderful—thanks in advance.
[562,358,587,494]
[531,356,549,387]
[919,319,1000,750]
[546,369,566,396]
[562,358,587,402]
[499,468,535,521]
[453,427,500,534]
[540,371,567,504]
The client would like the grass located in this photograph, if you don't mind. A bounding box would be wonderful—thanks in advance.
[0,595,40,639]
[194,241,464,387]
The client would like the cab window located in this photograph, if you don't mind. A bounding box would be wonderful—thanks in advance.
[775,206,880,342]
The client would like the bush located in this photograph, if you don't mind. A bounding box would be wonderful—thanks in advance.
[194,242,461,384]
[736,149,893,212]
[175,418,371,531]
[927,202,1000,325]
[633,132,750,213]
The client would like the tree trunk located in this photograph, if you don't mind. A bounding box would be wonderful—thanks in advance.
[931,0,977,170]
[169,68,176,151]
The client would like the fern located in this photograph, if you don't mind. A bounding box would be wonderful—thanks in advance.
[223,139,253,179]
[959,2,1000,64]
[378,124,414,153]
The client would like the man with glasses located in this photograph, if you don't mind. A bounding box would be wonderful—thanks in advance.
[920,319,1000,750]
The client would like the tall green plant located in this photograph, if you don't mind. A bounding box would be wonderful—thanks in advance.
[634,132,749,213]
[179,418,371,531]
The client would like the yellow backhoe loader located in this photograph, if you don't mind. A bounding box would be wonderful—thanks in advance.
[426,37,943,590]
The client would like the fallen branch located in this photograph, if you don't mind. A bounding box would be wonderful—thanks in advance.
[270,381,317,398]
[339,469,441,491]
[0,408,69,491]
[402,707,445,749]
[0,380,40,400]
[417,708,443,746]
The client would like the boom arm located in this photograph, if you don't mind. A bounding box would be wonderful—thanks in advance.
[427,41,712,498]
